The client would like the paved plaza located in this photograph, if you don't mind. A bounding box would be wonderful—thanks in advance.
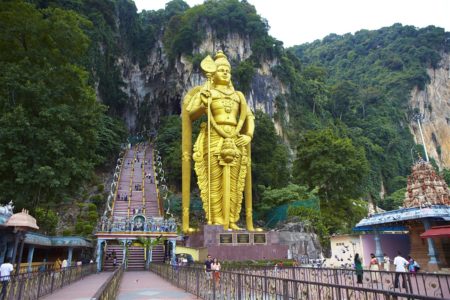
[118,271,197,300]
[40,272,111,300]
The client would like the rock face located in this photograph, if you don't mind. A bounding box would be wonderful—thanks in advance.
[275,219,322,260]
[115,26,285,133]
[409,53,450,169]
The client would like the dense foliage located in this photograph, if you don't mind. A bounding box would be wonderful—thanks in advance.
[291,24,450,205]
[0,2,125,212]
[162,0,282,61]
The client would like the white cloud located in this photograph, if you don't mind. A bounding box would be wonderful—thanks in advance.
[134,0,450,47]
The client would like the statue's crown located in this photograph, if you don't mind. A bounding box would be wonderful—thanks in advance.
[214,50,231,68]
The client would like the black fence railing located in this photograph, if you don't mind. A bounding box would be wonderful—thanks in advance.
[91,264,124,300]
[0,264,96,300]
[220,265,450,298]
[150,263,450,299]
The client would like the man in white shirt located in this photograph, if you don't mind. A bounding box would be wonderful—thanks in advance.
[0,258,14,300]
[393,252,409,289]
[61,259,68,269]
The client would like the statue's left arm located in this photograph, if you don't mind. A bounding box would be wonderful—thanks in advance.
[236,91,254,147]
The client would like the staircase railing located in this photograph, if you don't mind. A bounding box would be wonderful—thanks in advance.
[1,264,96,300]
[91,264,124,300]
[149,263,450,300]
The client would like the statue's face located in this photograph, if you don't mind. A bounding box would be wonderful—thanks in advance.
[214,65,231,85]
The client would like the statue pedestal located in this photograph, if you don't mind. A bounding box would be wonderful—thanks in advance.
[185,225,288,261]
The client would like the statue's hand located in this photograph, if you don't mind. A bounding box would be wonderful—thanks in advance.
[200,89,211,106]
[236,134,251,147]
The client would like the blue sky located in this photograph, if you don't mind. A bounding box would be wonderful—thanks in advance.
[134,0,450,47]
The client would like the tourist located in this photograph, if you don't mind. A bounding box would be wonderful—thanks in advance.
[38,259,47,273]
[211,258,221,285]
[0,258,14,300]
[383,253,391,271]
[407,256,417,275]
[369,253,379,270]
[61,259,68,269]
[54,257,62,271]
[369,253,380,282]
[204,255,213,284]
[393,252,409,289]
[354,253,363,284]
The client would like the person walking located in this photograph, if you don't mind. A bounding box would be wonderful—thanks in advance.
[61,259,68,269]
[211,258,221,285]
[383,253,391,271]
[369,253,380,282]
[204,255,213,289]
[354,253,363,284]
[54,257,62,271]
[393,252,409,290]
[407,256,416,275]
[0,258,14,300]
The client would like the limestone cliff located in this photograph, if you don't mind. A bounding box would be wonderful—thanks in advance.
[409,53,450,169]
[115,26,286,134]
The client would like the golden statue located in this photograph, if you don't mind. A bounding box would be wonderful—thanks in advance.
[182,51,256,232]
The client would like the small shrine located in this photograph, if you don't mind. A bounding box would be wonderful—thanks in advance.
[354,159,450,271]
[0,202,93,272]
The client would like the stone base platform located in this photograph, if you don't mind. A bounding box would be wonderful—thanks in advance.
[184,225,288,261]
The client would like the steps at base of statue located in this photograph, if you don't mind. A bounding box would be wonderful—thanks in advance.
[127,246,145,270]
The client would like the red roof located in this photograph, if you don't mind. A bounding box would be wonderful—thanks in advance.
[420,225,450,238]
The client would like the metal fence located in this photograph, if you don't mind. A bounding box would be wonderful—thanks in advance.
[221,265,450,299]
[150,263,450,299]
[91,264,124,300]
[0,264,96,300]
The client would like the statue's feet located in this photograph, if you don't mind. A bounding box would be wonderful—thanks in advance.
[247,225,264,232]
[212,217,224,226]
[184,227,197,233]
[229,223,242,230]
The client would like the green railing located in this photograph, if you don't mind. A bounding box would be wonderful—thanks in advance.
[91,264,124,300]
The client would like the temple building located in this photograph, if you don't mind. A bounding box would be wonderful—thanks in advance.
[354,159,450,271]
[0,204,93,273]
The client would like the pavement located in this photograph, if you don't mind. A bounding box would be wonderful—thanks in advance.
[40,272,112,300]
[118,271,197,300]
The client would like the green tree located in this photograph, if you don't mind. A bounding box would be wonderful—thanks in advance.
[256,184,317,216]
[34,207,59,235]
[0,2,123,210]
[155,115,182,189]
[293,128,370,202]
[252,111,290,192]
[379,188,406,211]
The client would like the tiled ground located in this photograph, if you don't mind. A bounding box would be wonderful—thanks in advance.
[118,271,197,300]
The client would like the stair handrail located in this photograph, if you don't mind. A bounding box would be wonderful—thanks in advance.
[141,144,147,215]
[128,148,137,218]
[91,264,124,300]
[153,149,163,216]
[110,151,126,220]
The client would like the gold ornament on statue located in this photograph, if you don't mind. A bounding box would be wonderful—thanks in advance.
[181,51,258,232]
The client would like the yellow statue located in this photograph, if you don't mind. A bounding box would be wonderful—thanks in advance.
[182,51,256,232]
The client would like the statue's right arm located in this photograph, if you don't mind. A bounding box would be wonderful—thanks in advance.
[184,87,206,121]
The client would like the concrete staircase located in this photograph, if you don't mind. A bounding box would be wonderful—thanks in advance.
[103,143,166,271]
[127,246,145,270]
[143,146,160,216]
[151,245,165,263]
[103,244,123,271]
